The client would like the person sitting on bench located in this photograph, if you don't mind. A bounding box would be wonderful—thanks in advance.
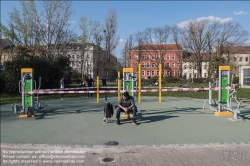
[116,92,137,125]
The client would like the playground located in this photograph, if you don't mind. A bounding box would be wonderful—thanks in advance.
[1,66,250,165]
[1,96,250,146]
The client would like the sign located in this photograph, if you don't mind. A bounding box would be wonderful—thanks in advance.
[24,79,32,107]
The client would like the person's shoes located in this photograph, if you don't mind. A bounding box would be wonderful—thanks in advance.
[87,97,89,98]
[103,118,107,123]
[61,98,64,100]
[116,120,121,125]
[132,119,137,125]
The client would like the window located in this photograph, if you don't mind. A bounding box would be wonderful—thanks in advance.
[147,71,150,76]
[162,71,164,76]
[161,55,164,59]
[142,63,145,67]
[166,63,170,67]
[134,63,138,67]
[172,63,175,68]
[194,66,197,70]
[135,71,138,76]
[167,55,170,59]
[194,73,197,78]
[177,55,180,59]
[147,56,150,59]
[189,66,192,69]
[246,57,249,62]
[147,63,150,68]
[177,71,180,76]
[135,55,138,60]
[152,71,155,76]
[152,55,155,59]
[172,71,175,76]
[142,71,145,76]
[142,55,145,59]
[234,57,237,61]
[172,55,175,59]
[239,57,242,62]
[157,71,159,76]
[204,65,207,69]
[204,73,207,78]
[243,69,250,86]
[189,73,192,78]
[184,65,187,69]
[167,71,170,76]
[152,63,155,67]
[177,63,180,68]
[184,73,187,78]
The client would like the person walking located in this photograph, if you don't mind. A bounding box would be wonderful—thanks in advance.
[85,75,94,98]
[60,76,65,100]
[102,77,107,86]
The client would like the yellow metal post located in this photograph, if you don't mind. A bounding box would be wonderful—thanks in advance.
[118,72,120,102]
[159,64,162,102]
[138,64,141,102]
[96,76,99,103]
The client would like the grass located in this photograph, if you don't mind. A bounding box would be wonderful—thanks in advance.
[1,83,250,106]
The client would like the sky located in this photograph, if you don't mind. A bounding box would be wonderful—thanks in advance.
[1,1,250,58]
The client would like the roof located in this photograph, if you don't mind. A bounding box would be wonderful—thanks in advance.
[219,46,250,54]
[131,44,182,51]
[183,52,216,62]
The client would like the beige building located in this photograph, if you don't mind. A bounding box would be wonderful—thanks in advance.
[239,66,250,88]
[221,46,250,76]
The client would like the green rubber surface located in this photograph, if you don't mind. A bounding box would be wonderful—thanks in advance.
[1,96,250,146]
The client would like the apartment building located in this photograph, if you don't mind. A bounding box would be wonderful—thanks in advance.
[66,43,120,79]
[129,44,183,79]
[220,46,250,77]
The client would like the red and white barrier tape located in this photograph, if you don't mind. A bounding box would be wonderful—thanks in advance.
[23,87,234,94]
[39,86,118,91]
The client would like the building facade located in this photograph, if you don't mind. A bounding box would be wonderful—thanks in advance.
[66,43,120,79]
[182,60,209,80]
[129,44,183,79]
[221,46,250,77]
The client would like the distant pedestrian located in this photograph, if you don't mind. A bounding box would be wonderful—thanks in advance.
[85,75,94,98]
[60,76,64,100]
[102,77,107,86]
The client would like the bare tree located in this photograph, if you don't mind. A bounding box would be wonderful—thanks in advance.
[103,9,119,77]
[78,16,102,79]
[121,34,133,67]
[176,18,249,79]
[141,26,171,77]
[171,25,183,78]
[179,19,215,78]
[5,0,75,58]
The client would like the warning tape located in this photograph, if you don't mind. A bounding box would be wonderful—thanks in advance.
[39,86,118,91]
[23,87,234,94]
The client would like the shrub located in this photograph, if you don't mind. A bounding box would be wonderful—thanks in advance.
[165,76,181,83]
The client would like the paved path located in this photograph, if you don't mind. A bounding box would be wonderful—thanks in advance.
[1,143,250,166]
[1,96,250,165]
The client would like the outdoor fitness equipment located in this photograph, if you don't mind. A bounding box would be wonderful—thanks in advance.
[203,66,250,120]
[13,68,47,118]
[122,68,137,97]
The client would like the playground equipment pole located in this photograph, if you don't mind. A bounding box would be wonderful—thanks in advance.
[159,64,162,102]
[118,71,121,102]
[96,76,99,103]
[138,64,141,102]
